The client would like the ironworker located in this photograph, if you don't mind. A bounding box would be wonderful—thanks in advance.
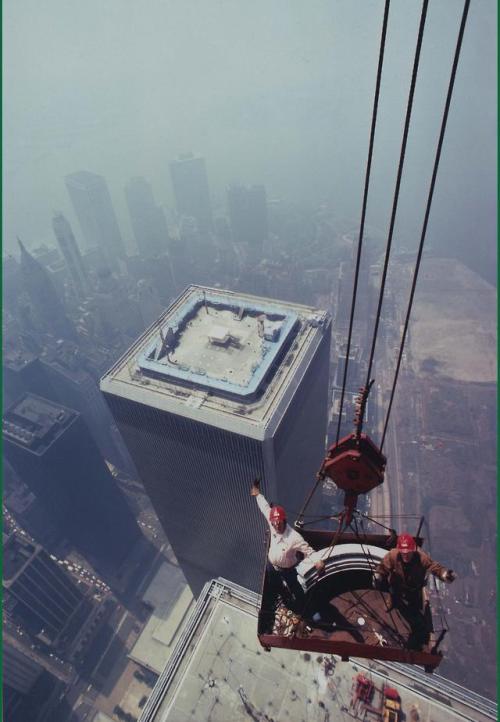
[251,479,324,614]
[373,533,456,649]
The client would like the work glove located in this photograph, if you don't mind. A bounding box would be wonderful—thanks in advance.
[314,560,326,576]
[250,478,261,496]
[442,569,456,583]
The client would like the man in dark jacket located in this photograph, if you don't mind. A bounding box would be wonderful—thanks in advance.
[373,533,456,650]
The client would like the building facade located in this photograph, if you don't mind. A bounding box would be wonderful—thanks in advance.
[3,394,141,573]
[3,344,131,474]
[65,170,126,270]
[18,240,76,341]
[227,184,268,254]
[125,176,169,258]
[4,533,84,643]
[169,154,213,233]
[101,286,331,595]
[52,212,90,300]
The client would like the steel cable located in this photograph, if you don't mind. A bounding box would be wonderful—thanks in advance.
[381,0,471,450]
[364,0,429,393]
[335,0,391,443]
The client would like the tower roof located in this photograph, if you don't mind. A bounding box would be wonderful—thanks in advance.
[101,285,330,439]
[3,393,78,455]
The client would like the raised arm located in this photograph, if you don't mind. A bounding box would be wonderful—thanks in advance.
[250,478,270,520]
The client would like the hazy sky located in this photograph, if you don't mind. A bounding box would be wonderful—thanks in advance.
[3,0,497,280]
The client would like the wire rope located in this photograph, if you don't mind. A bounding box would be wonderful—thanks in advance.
[335,0,391,444]
[364,0,429,392]
[381,0,471,450]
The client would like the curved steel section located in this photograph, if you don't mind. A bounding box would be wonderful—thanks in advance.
[297,542,385,591]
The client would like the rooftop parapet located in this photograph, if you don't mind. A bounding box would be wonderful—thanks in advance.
[3,394,76,455]
[101,286,331,437]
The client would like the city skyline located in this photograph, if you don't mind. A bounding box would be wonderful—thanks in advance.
[3,1,496,286]
[2,1,496,719]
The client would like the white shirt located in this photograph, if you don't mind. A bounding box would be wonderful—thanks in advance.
[256,493,315,569]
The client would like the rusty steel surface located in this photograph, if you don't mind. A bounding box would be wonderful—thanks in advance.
[258,530,443,671]
[258,633,442,670]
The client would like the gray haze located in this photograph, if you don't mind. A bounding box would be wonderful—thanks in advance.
[3,0,497,282]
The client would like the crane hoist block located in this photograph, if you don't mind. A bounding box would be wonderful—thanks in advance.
[323,433,386,495]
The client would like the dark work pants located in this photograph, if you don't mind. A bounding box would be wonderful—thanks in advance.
[392,589,429,650]
[266,561,306,612]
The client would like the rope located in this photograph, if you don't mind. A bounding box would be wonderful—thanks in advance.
[381,0,471,450]
[364,0,429,391]
[336,0,391,444]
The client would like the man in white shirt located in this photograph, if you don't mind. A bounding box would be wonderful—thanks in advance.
[251,479,325,613]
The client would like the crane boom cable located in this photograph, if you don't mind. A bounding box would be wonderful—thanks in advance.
[335,0,390,444]
[364,0,429,392]
[381,0,471,450]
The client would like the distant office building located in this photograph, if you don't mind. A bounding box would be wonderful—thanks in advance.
[3,638,69,722]
[169,154,213,233]
[3,394,142,572]
[3,636,46,697]
[3,344,129,471]
[3,352,48,409]
[4,463,61,550]
[92,288,144,343]
[18,240,76,341]
[135,278,164,328]
[178,215,215,285]
[3,254,22,312]
[126,253,176,306]
[227,184,268,253]
[41,343,133,470]
[102,285,331,595]
[3,631,72,715]
[3,550,75,722]
[52,212,90,300]
[3,532,84,643]
[3,635,56,722]
[167,237,192,292]
[125,176,169,258]
[65,170,126,270]
[30,244,61,268]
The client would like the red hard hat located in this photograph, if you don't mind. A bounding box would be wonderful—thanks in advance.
[397,533,417,552]
[269,505,286,523]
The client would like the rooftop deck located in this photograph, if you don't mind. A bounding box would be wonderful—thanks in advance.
[101,286,331,437]
[139,290,298,398]
[3,394,76,454]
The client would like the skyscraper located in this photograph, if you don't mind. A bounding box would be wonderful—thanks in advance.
[3,632,67,722]
[227,184,268,253]
[65,170,126,270]
[101,285,331,595]
[3,343,130,471]
[3,352,48,409]
[169,154,213,233]
[3,394,142,572]
[18,240,76,341]
[125,176,169,258]
[3,254,22,312]
[3,532,84,643]
[52,212,90,300]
